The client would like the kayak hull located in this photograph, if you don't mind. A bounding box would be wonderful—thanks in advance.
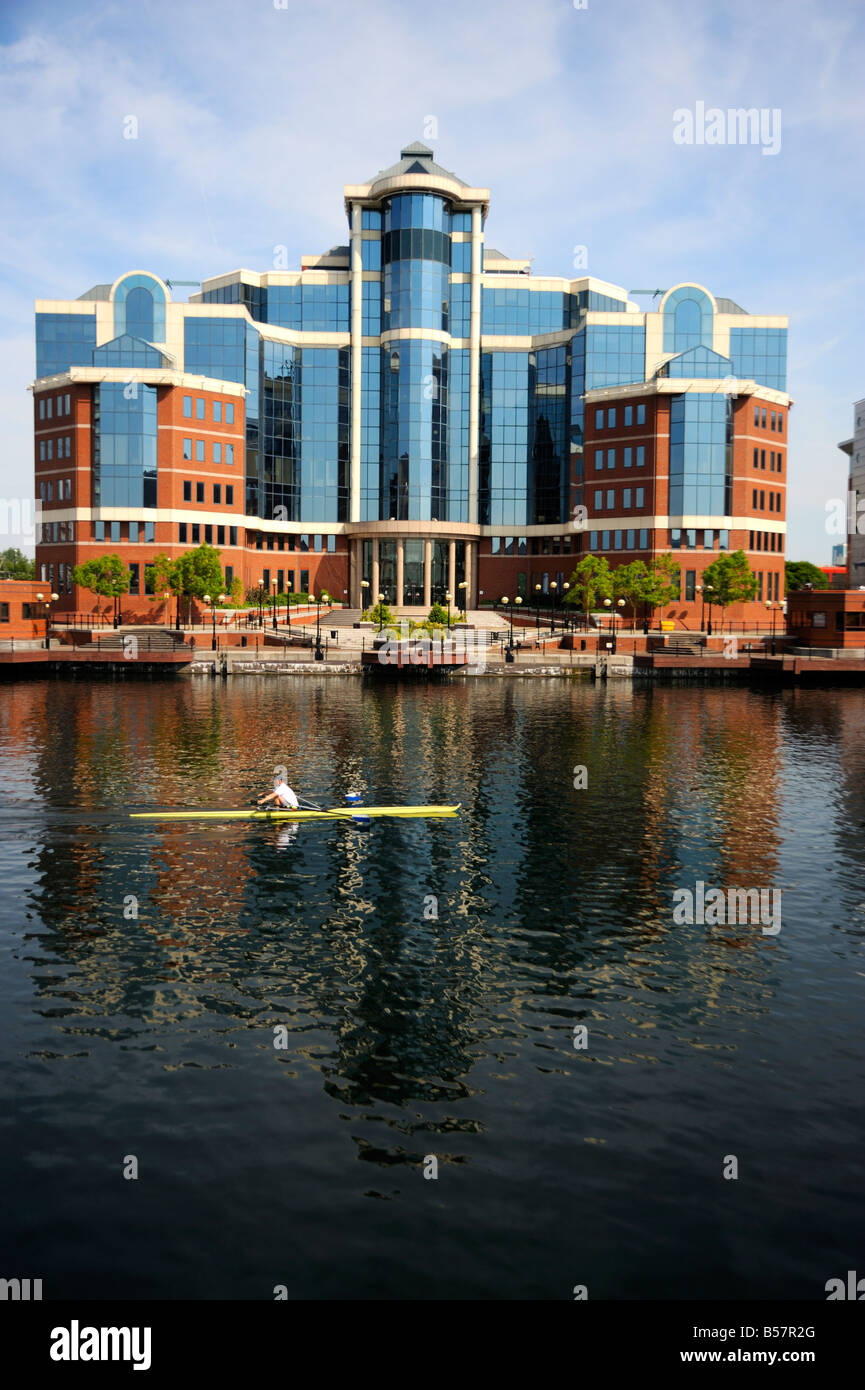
[130,804,460,822]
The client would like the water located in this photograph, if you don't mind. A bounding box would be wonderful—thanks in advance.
[1,676,863,1300]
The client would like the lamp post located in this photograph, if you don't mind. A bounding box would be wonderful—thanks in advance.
[257,580,264,629]
[444,589,452,631]
[458,579,468,619]
[315,591,329,661]
[603,596,612,653]
[377,591,385,634]
[534,582,542,632]
[696,583,704,631]
[615,597,625,652]
[766,600,779,654]
[272,579,279,631]
[162,591,171,630]
[203,593,225,651]
[562,581,570,633]
[360,578,369,615]
[549,580,558,635]
[705,584,714,637]
[39,590,60,648]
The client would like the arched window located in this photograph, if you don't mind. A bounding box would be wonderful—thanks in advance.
[662,285,714,354]
[113,273,167,341]
[673,299,702,351]
[125,287,154,341]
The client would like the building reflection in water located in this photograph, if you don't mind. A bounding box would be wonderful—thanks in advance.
[5,676,800,1163]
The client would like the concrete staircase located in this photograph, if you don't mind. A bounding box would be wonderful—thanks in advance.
[87,627,190,652]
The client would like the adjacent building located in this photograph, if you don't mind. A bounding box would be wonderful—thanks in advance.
[838,400,865,583]
[32,142,790,623]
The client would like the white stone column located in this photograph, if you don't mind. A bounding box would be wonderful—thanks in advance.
[448,539,456,604]
[464,540,474,609]
[468,204,483,525]
[349,202,363,524]
[396,538,405,608]
[371,540,379,606]
[349,537,359,608]
[423,538,432,609]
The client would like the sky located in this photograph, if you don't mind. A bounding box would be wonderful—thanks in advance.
[1,0,862,562]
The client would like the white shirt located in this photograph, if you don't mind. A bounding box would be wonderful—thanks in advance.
[273,781,299,809]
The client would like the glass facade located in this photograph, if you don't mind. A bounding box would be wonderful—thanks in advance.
[663,345,733,378]
[36,313,96,378]
[729,327,787,391]
[92,382,158,508]
[245,342,349,525]
[479,352,530,525]
[92,335,168,369]
[482,289,578,336]
[668,393,732,516]
[381,340,451,521]
[184,318,247,383]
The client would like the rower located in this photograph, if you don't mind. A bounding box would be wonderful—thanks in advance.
[257,777,300,810]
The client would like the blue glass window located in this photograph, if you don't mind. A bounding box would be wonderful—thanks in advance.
[663,345,733,378]
[607,408,616,427]
[92,334,168,368]
[362,239,381,271]
[266,283,350,332]
[213,402,222,421]
[729,327,787,391]
[225,403,234,424]
[668,393,732,516]
[362,210,381,230]
[624,406,633,426]
[636,403,646,425]
[91,382,158,508]
[636,446,645,467]
[595,409,604,428]
[362,281,381,336]
[594,450,604,470]
[183,396,192,417]
[581,325,646,389]
[196,441,205,461]
[607,449,615,469]
[451,241,471,273]
[624,447,632,468]
[196,399,205,419]
[35,313,96,378]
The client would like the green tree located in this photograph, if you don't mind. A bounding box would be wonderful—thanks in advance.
[427,601,451,627]
[228,575,244,607]
[71,555,130,619]
[0,547,35,579]
[612,560,650,621]
[701,550,758,624]
[641,552,681,624]
[363,599,394,627]
[173,544,225,622]
[144,552,181,618]
[785,560,827,593]
[564,554,613,624]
